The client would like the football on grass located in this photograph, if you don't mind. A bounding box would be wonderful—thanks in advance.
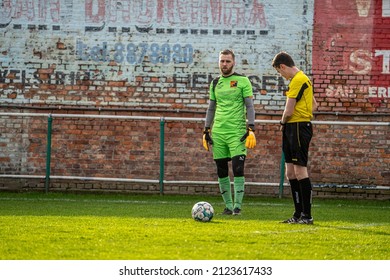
[191,201,214,222]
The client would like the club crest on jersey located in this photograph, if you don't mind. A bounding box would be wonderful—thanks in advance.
[230,81,238,87]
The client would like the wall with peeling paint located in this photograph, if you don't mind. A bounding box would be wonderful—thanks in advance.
[313,0,390,112]
[0,0,314,111]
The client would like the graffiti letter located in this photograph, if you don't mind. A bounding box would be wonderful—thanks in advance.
[135,0,154,25]
[13,0,35,20]
[85,0,105,23]
[211,0,222,25]
[355,0,371,17]
[249,0,267,28]
[375,50,390,74]
[377,87,388,98]
[383,0,390,17]
[0,0,12,23]
[349,49,372,75]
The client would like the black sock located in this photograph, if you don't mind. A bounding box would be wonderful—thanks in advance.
[299,177,312,219]
[289,179,302,218]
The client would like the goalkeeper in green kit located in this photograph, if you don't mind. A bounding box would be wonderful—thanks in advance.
[203,49,256,215]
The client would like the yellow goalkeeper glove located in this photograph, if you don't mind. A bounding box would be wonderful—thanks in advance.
[240,125,256,149]
[202,127,213,151]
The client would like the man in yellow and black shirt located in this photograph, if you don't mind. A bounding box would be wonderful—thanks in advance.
[272,51,317,225]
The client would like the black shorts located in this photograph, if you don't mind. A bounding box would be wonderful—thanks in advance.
[282,122,313,167]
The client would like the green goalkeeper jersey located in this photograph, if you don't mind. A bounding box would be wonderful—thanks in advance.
[209,73,253,135]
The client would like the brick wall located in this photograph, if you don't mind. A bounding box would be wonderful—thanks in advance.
[0,1,313,111]
[313,0,390,113]
[0,1,389,198]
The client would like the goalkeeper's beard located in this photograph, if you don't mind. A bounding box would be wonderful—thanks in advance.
[220,65,234,76]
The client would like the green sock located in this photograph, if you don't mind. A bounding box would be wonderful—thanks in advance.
[218,177,233,210]
[233,176,245,209]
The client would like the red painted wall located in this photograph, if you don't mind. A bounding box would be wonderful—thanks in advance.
[313,0,390,112]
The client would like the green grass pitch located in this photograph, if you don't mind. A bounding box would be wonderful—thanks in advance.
[0,192,389,260]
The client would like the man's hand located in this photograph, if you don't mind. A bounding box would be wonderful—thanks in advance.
[279,120,285,131]
[202,127,213,151]
[240,125,256,149]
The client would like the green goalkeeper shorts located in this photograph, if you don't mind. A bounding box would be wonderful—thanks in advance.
[212,132,247,160]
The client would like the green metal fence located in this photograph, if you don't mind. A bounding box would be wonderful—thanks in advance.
[0,112,389,196]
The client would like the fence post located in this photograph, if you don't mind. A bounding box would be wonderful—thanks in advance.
[279,152,285,198]
[159,117,165,195]
[45,114,53,193]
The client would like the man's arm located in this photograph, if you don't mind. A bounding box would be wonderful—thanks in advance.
[244,97,255,126]
[281,97,296,124]
[205,99,216,128]
[203,99,216,151]
[312,95,318,112]
[241,97,256,149]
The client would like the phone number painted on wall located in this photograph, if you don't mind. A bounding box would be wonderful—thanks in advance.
[76,40,194,65]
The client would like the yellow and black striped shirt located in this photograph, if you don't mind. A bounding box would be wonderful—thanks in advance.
[286,71,314,123]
